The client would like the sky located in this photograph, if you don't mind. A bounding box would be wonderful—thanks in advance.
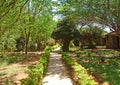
[52,0,57,1]
[51,0,111,33]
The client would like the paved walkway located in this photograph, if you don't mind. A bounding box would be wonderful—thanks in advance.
[42,50,74,85]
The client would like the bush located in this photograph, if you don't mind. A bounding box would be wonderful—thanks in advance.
[51,44,59,50]
[62,52,97,85]
[22,47,51,85]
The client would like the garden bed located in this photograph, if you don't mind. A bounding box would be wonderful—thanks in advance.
[62,52,98,85]
[69,49,120,85]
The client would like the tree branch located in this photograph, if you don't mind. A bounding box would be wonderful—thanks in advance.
[14,0,29,23]
[0,0,17,19]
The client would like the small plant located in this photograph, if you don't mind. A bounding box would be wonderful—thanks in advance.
[86,51,94,61]
[0,55,20,66]
[51,44,59,50]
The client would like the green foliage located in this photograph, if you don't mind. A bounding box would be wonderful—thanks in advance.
[73,39,79,46]
[62,52,97,85]
[0,55,18,65]
[51,44,59,50]
[16,36,25,51]
[0,0,55,53]
[79,26,106,49]
[52,17,80,41]
[0,55,30,67]
[0,29,19,52]
[77,50,120,85]
[52,17,80,51]
[57,0,120,31]
[5,56,19,64]
[22,47,51,85]
[87,52,94,61]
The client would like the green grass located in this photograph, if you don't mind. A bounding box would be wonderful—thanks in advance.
[0,55,29,67]
[76,49,120,56]
[0,66,29,77]
[96,46,106,49]
[78,56,120,85]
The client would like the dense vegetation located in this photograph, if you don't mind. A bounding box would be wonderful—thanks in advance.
[0,0,120,85]
[0,0,55,54]
[52,17,80,52]
[1,0,120,52]
[76,50,120,85]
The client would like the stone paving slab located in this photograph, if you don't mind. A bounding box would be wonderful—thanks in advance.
[42,51,74,85]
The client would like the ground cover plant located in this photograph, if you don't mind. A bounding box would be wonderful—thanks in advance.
[76,49,120,57]
[0,55,29,67]
[62,52,97,85]
[76,50,120,85]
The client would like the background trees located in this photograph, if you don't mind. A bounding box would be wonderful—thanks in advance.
[79,26,106,49]
[56,0,120,32]
[0,0,55,54]
[51,0,119,50]
[52,17,80,51]
[1,0,119,53]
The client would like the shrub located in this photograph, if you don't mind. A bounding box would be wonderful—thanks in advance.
[22,47,51,85]
[62,52,97,85]
[51,44,59,50]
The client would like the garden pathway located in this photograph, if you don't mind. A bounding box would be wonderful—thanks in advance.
[42,48,74,85]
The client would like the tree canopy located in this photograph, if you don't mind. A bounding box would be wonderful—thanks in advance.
[52,17,80,51]
[0,0,120,53]
[55,0,120,32]
[0,0,56,53]
[79,26,106,49]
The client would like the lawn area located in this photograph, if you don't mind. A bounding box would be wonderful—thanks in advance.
[73,50,120,85]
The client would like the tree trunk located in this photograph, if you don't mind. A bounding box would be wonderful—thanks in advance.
[37,38,41,51]
[25,31,30,54]
[62,40,70,52]
[88,39,96,49]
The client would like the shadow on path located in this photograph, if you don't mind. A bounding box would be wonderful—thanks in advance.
[43,49,74,85]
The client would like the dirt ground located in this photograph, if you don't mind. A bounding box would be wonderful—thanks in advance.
[0,52,43,85]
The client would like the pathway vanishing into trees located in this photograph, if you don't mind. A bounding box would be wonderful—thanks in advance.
[42,49,75,85]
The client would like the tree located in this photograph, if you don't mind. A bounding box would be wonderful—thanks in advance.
[0,0,55,54]
[55,0,120,32]
[52,17,80,52]
[79,26,106,49]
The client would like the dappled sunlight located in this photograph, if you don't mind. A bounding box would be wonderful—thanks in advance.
[0,54,40,85]
[43,74,73,85]
[53,47,61,51]
[0,63,29,85]
[50,52,61,57]
[43,52,74,85]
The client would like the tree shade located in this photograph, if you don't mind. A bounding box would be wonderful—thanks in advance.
[56,0,120,32]
[52,17,80,51]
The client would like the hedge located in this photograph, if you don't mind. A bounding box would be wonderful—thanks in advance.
[22,46,51,85]
[62,52,97,85]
